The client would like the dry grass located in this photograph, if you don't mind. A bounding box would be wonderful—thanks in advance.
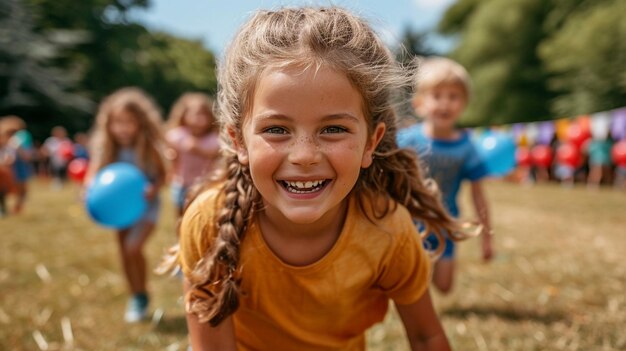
[1,179,624,350]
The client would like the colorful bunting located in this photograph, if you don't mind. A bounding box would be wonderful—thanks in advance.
[468,106,626,175]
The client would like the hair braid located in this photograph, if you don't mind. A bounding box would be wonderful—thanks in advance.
[187,155,258,326]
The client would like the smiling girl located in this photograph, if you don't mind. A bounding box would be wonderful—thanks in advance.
[167,7,459,350]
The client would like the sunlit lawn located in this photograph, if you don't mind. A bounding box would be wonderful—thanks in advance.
[1,178,624,350]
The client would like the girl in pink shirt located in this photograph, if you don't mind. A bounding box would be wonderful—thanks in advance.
[165,93,221,216]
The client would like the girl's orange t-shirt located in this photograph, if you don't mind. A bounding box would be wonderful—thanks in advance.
[179,187,431,350]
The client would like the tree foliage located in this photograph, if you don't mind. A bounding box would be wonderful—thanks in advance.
[0,0,217,140]
[539,0,626,116]
[0,0,92,117]
[438,0,624,125]
[439,0,553,125]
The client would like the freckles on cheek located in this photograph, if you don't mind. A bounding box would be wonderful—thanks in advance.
[326,139,362,153]
[347,141,365,154]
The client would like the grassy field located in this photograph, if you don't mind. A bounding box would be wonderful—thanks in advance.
[1,179,625,350]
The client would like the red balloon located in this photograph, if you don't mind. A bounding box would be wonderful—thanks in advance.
[515,147,531,167]
[566,123,591,148]
[68,158,88,182]
[612,140,626,167]
[530,145,552,167]
[556,142,581,168]
[58,141,74,161]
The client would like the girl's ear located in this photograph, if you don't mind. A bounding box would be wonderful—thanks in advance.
[227,125,249,165]
[361,122,386,169]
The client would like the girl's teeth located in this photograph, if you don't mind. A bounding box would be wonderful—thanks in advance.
[287,180,322,189]
[284,180,325,192]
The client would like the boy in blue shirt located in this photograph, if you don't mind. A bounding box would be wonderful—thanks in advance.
[398,57,494,294]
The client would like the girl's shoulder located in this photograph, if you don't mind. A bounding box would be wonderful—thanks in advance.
[179,183,226,245]
[178,182,226,276]
[184,182,226,219]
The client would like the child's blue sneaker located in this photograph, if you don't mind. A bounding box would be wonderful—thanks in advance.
[124,293,149,323]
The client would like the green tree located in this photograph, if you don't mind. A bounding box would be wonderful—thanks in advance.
[132,32,217,112]
[31,0,216,106]
[539,0,626,116]
[438,0,622,125]
[0,0,154,137]
[0,0,92,136]
[439,0,554,125]
[30,0,154,102]
[2,0,218,140]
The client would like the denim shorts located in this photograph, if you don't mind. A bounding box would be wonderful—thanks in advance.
[424,232,455,260]
[13,158,33,182]
[143,196,160,223]
[416,220,456,260]
[127,196,160,241]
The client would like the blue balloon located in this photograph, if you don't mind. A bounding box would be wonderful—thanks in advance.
[86,162,148,229]
[474,131,517,177]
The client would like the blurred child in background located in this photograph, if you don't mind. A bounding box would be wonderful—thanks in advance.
[165,92,221,217]
[554,161,575,187]
[32,141,49,178]
[0,116,34,214]
[398,57,494,294]
[85,87,167,323]
[43,126,71,188]
[73,132,90,160]
[586,135,613,188]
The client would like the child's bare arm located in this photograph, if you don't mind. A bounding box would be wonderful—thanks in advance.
[184,279,237,351]
[470,180,493,261]
[396,291,451,351]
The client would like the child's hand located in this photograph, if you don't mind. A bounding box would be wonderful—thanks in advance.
[481,231,494,262]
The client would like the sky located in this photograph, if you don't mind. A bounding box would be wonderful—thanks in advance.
[131,0,457,56]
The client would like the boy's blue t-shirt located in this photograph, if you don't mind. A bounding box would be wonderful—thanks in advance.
[397,123,488,217]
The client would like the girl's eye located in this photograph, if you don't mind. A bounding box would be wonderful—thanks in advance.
[322,126,347,134]
[263,126,288,134]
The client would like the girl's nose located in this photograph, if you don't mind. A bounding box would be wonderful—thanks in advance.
[288,137,322,166]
